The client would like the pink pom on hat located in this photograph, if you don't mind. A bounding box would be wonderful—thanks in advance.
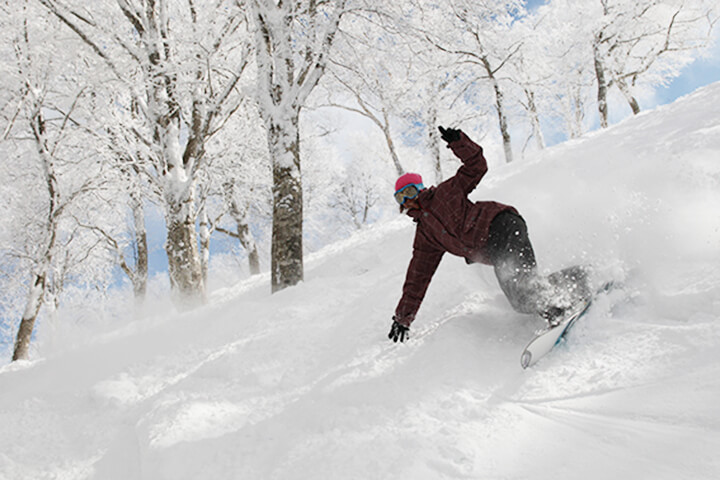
[395,172,424,192]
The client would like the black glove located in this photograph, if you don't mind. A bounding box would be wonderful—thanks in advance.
[388,320,410,343]
[438,125,461,144]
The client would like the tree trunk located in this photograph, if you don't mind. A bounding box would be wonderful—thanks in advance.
[247,242,261,276]
[593,37,610,129]
[525,89,545,150]
[224,184,261,276]
[616,77,641,115]
[483,57,513,163]
[237,223,261,276]
[165,191,205,305]
[13,271,46,361]
[381,109,404,176]
[493,80,513,163]
[572,84,585,138]
[267,112,303,293]
[158,130,206,306]
[198,205,211,287]
[13,104,57,361]
[138,1,206,306]
[131,193,148,301]
[427,106,442,183]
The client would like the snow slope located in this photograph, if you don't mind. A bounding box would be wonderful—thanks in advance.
[1,83,720,480]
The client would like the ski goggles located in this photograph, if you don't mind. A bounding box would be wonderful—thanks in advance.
[394,183,424,205]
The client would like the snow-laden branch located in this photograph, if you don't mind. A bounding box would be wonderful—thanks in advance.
[38,0,125,81]
[293,0,348,106]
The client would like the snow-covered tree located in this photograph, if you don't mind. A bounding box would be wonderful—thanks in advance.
[201,100,272,278]
[76,164,153,303]
[2,3,111,360]
[555,0,720,127]
[416,0,527,163]
[38,0,254,305]
[249,0,351,292]
[317,7,427,177]
[328,166,380,229]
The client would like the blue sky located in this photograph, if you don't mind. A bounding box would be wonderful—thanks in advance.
[655,51,720,104]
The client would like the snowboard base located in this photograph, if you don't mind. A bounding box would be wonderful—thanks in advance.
[520,279,616,369]
[520,300,592,369]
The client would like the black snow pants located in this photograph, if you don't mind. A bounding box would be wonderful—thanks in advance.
[486,211,590,317]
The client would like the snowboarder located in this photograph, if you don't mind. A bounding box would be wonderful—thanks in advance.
[388,126,590,343]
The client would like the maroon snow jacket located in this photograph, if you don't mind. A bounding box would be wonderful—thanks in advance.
[393,132,516,327]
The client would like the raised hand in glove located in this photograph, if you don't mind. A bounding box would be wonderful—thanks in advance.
[438,125,461,144]
[388,320,410,343]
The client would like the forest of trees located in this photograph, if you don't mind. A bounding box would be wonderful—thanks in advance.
[1,0,717,361]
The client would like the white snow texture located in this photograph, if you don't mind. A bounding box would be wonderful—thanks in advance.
[1,83,720,480]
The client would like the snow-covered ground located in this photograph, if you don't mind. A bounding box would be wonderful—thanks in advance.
[1,83,720,480]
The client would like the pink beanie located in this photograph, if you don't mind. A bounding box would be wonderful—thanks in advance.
[395,172,424,192]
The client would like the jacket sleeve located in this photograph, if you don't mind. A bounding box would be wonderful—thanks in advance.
[446,131,488,195]
[394,239,444,327]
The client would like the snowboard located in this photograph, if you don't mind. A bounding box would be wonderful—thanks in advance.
[520,300,591,369]
[520,280,614,369]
